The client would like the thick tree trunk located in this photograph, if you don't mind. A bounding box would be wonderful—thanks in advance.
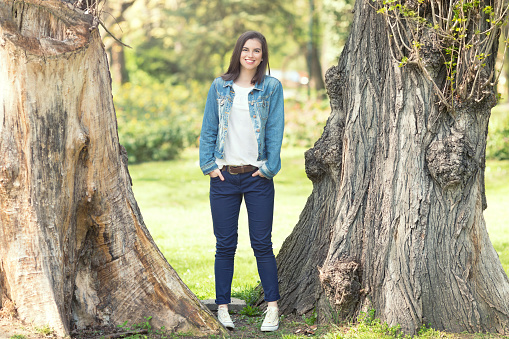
[0,0,225,337]
[277,0,509,335]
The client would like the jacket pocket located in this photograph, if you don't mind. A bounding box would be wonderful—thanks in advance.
[255,100,269,120]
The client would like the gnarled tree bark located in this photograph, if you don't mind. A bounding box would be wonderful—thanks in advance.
[0,0,225,336]
[276,0,509,335]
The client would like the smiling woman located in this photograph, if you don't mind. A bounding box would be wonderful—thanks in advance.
[199,30,284,332]
[219,31,271,87]
[239,39,263,73]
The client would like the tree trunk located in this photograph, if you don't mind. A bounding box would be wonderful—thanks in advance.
[277,0,509,335]
[309,42,325,93]
[0,0,225,337]
[306,0,326,94]
[109,42,129,85]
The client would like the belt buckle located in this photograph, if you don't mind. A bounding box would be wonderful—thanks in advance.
[228,166,239,175]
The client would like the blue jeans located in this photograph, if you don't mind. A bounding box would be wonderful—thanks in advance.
[210,170,280,304]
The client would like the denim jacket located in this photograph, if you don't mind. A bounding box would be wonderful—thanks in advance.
[199,76,284,179]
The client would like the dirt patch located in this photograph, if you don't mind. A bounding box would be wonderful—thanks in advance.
[0,312,320,339]
[2,312,507,339]
[0,317,49,339]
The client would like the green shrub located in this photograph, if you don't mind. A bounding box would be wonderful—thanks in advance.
[487,105,509,160]
[34,325,53,336]
[239,305,263,317]
[113,81,204,163]
[283,96,330,148]
[113,80,508,163]
[486,122,509,160]
[231,283,261,306]
[112,81,331,163]
[302,309,317,326]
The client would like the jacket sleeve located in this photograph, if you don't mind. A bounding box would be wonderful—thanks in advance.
[199,80,220,175]
[259,81,284,179]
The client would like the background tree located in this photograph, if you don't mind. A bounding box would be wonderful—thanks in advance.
[101,0,134,85]
[101,0,349,89]
[306,0,327,94]
[322,0,355,62]
[276,0,509,334]
[0,0,226,336]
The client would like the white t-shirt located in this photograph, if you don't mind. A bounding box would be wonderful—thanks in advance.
[216,83,265,168]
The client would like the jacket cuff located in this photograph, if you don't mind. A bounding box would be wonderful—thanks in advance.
[201,161,218,175]
[259,164,275,179]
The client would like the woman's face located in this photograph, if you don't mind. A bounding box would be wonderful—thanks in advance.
[239,39,263,72]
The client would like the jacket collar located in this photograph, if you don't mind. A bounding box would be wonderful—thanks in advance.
[223,79,234,88]
[222,77,265,91]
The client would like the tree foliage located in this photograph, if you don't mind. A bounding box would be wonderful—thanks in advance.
[375,0,509,110]
[98,0,509,163]
[122,0,298,82]
[100,0,358,84]
[95,0,358,162]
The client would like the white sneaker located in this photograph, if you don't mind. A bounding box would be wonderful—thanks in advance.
[261,306,279,331]
[217,307,234,329]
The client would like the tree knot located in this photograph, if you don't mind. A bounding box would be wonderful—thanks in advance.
[305,64,346,184]
[0,162,20,191]
[425,129,477,190]
[318,258,362,318]
[325,65,343,113]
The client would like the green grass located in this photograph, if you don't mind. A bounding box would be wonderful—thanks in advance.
[484,159,509,273]
[485,103,509,272]
[490,102,509,122]
[487,103,509,160]
[129,147,509,300]
[34,325,53,336]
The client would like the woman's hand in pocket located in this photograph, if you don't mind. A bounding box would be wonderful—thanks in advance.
[209,169,225,181]
[252,170,265,178]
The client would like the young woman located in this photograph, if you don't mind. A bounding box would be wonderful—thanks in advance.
[199,31,284,332]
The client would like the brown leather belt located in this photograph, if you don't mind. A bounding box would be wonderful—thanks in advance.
[221,165,258,175]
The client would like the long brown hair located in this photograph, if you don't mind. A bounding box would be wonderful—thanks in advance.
[221,31,270,85]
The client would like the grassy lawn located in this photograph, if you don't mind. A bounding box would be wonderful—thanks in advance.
[484,159,509,273]
[485,103,509,273]
[130,147,509,301]
[130,147,312,299]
